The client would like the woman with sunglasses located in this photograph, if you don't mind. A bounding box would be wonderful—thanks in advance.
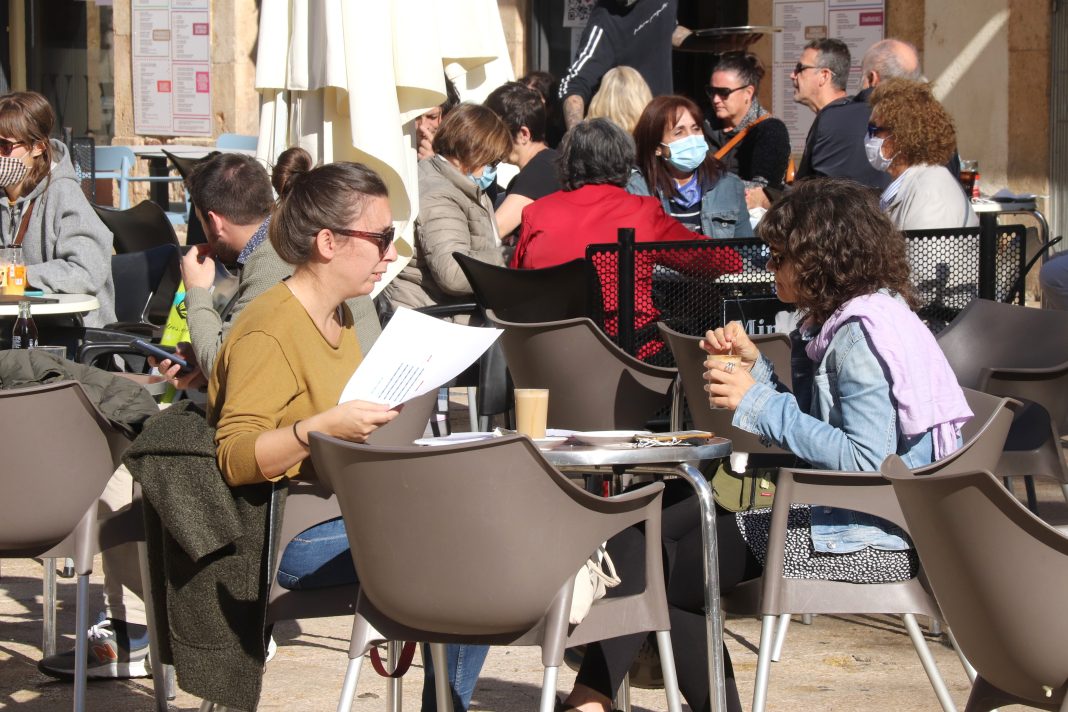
[628,95,752,240]
[866,78,977,230]
[386,103,511,322]
[0,91,115,326]
[561,178,971,712]
[703,52,791,207]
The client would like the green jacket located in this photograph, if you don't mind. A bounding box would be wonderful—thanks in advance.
[124,401,285,711]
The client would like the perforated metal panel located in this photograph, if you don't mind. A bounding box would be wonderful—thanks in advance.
[68,136,96,203]
[587,229,1028,366]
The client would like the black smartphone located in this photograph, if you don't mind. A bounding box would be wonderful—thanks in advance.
[131,339,192,374]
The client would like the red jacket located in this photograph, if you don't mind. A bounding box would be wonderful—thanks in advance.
[513,184,743,359]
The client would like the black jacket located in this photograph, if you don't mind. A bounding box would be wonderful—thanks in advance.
[705,115,792,189]
[558,0,677,104]
[794,88,890,190]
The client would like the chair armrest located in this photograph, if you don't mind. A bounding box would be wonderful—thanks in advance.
[416,303,479,319]
[979,363,1068,426]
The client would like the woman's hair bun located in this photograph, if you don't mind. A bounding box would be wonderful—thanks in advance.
[272,146,314,198]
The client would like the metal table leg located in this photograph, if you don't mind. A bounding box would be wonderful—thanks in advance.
[673,461,728,712]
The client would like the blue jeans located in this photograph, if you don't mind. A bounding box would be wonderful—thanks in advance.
[278,519,488,711]
[420,643,489,712]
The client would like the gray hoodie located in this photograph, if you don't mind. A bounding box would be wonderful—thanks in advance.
[1,139,116,327]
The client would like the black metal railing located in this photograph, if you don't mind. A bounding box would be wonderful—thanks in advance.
[585,223,1029,366]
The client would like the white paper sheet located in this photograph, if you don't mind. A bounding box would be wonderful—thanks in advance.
[339,308,502,407]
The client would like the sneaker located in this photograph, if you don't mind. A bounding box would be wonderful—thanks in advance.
[627,635,664,689]
[37,618,150,680]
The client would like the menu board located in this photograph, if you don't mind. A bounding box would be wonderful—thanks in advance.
[771,0,885,156]
[132,0,212,136]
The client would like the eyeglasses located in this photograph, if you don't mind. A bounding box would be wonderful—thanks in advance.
[704,84,751,100]
[332,226,395,257]
[794,63,835,77]
[0,139,27,157]
[866,122,891,139]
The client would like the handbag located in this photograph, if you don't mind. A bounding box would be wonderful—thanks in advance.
[711,462,776,512]
[569,544,622,625]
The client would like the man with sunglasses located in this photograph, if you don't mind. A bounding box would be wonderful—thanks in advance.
[792,38,890,190]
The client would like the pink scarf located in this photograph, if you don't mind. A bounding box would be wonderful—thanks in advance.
[805,293,972,460]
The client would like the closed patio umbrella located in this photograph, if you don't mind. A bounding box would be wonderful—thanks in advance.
[255,0,514,296]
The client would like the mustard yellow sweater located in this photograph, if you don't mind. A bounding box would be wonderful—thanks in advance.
[209,282,362,486]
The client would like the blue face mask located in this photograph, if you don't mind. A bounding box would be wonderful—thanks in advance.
[661,134,709,173]
[469,163,497,191]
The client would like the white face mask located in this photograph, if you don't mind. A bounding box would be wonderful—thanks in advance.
[864,135,895,173]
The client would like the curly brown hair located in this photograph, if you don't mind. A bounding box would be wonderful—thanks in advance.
[757,177,917,326]
[869,78,956,167]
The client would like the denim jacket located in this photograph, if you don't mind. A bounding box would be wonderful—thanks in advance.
[734,320,935,553]
[625,170,753,239]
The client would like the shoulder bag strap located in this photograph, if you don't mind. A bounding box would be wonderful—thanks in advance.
[713,114,771,161]
[12,198,36,247]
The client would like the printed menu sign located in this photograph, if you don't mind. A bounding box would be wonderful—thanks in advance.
[132,0,211,136]
[771,0,885,156]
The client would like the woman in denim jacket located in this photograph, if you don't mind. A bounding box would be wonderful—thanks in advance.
[560,178,971,712]
[626,95,752,239]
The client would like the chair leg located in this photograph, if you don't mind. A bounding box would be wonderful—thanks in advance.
[902,613,957,712]
[336,654,364,712]
[751,614,778,712]
[138,540,174,709]
[385,641,404,712]
[1060,482,1068,506]
[198,701,215,712]
[540,665,559,712]
[800,613,813,625]
[73,573,89,712]
[466,387,478,432]
[430,643,454,712]
[615,674,631,712]
[1024,476,1039,514]
[655,630,684,712]
[43,558,57,657]
[945,628,977,684]
[929,617,943,637]
[770,613,791,662]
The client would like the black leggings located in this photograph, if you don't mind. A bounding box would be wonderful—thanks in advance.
[575,480,763,712]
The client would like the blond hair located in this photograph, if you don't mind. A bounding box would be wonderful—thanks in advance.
[587,66,652,136]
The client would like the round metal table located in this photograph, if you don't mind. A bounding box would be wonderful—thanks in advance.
[542,439,734,712]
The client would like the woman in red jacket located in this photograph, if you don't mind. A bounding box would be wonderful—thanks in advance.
[512,118,741,360]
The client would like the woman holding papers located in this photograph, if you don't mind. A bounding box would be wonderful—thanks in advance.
[210,160,400,487]
[209,159,486,712]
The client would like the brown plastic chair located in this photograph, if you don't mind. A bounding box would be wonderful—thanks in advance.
[883,455,1068,712]
[659,322,793,457]
[936,299,1068,509]
[0,381,132,712]
[488,310,676,431]
[728,388,1018,712]
[309,434,684,712]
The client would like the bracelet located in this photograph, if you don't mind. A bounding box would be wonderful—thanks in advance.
[292,419,309,448]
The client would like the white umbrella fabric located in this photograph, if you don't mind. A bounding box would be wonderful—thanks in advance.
[255,0,514,296]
